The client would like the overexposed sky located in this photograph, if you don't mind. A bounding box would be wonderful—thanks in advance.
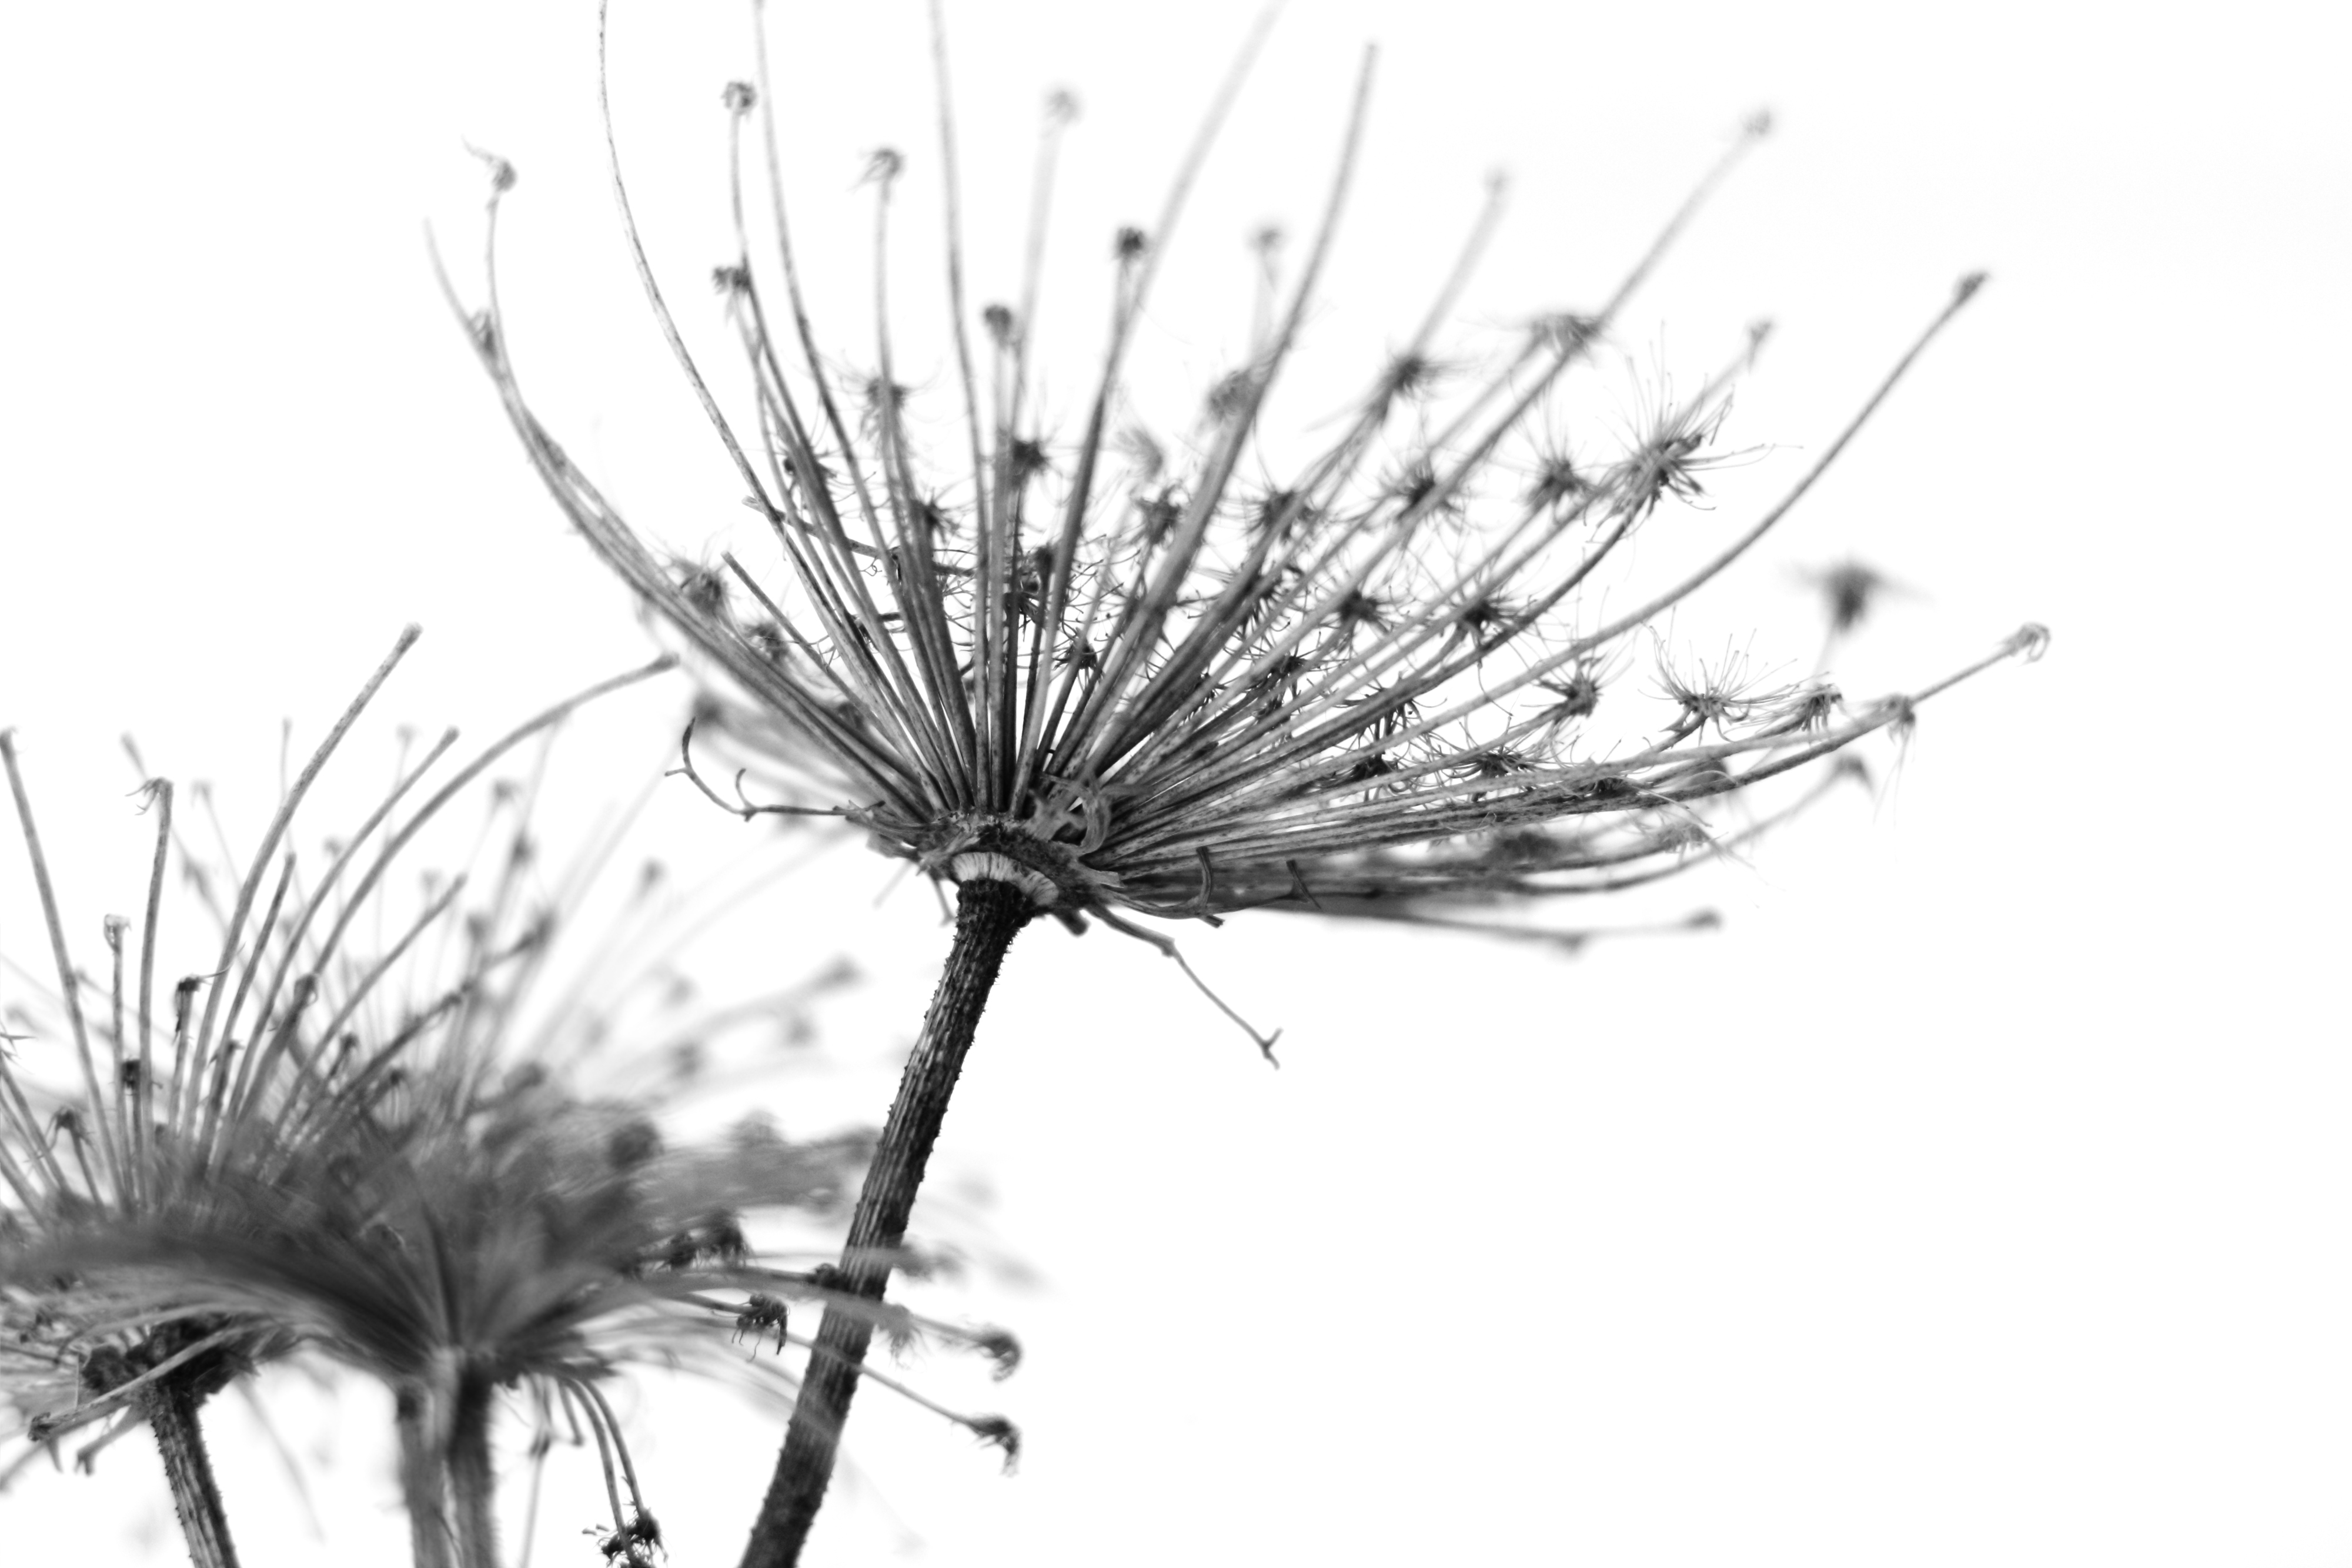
[4,1,2348,1564]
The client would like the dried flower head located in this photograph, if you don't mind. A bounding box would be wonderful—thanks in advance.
[449,16,2040,982]
[440,6,2044,1560]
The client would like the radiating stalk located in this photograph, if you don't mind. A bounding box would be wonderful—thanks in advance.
[737,878,1033,1568]
[142,1376,241,1568]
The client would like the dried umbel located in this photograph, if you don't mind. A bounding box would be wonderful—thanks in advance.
[447,5,2043,1563]
[460,62,2039,957]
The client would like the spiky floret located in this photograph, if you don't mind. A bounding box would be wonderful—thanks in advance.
[446,16,2039,963]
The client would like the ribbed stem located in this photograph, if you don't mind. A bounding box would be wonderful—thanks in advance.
[142,1377,241,1568]
[446,1376,502,1568]
[737,877,1033,1568]
[397,1387,456,1568]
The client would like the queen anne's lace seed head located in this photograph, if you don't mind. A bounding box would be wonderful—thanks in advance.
[445,9,2042,958]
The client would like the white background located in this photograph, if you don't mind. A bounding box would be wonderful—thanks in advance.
[3,1,2348,1563]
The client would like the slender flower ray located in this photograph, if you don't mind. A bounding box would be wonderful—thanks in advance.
[1071,51,1378,787]
[210,727,465,1145]
[1014,8,1284,805]
[450,6,2046,1562]
[176,629,422,1147]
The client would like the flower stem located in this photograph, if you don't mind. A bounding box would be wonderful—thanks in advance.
[446,1377,502,1568]
[141,1376,241,1568]
[737,877,1033,1568]
[397,1387,456,1568]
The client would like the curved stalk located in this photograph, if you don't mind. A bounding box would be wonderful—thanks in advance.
[737,878,1033,1568]
[142,1376,241,1568]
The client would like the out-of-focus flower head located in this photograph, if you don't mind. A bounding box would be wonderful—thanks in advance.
[0,633,677,1472]
[1797,557,1924,644]
[2,630,1017,1549]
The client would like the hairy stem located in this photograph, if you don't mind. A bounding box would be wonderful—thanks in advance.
[396,1387,456,1568]
[142,1376,241,1568]
[738,877,1033,1568]
[446,1376,502,1568]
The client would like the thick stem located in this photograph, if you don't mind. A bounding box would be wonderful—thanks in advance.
[397,1370,502,1568]
[737,878,1032,1568]
[396,1387,456,1568]
[142,1377,241,1568]
[446,1376,502,1568]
